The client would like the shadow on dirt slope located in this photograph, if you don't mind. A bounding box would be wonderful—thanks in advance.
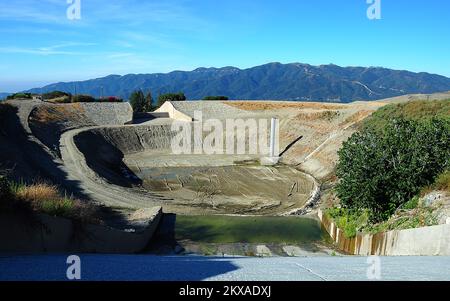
[0,103,90,201]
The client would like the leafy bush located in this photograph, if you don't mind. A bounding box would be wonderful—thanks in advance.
[157,92,186,107]
[326,207,369,238]
[402,196,420,210]
[71,94,96,103]
[6,93,32,100]
[203,96,229,100]
[336,117,450,222]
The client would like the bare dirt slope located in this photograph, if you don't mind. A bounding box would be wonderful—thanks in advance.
[221,101,385,179]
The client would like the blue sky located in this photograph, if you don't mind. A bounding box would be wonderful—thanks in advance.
[0,0,449,91]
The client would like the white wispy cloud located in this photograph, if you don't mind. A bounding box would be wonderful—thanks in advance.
[106,52,134,59]
[0,46,79,56]
[0,42,97,56]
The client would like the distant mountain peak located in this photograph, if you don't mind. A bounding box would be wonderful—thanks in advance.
[25,62,450,102]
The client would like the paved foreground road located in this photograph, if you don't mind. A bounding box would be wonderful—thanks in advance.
[0,255,449,281]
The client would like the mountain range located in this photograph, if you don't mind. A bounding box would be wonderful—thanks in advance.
[0,93,11,100]
[26,62,450,102]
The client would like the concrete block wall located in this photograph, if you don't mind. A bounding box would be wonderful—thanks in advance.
[318,209,450,256]
[81,102,133,125]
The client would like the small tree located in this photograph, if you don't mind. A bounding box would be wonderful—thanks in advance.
[130,90,154,112]
[129,90,145,112]
[144,92,154,111]
[157,92,186,108]
[203,96,229,100]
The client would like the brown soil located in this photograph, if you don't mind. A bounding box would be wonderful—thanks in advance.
[224,101,348,111]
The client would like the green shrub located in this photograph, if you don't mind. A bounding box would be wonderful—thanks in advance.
[40,198,75,217]
[325,207,369,238]
[402,196,420,210]
[42,91,71,100]
[336,117,450,222]
[6,93,32,100]
[71,94,95,103]
[157,92,186,107]
[203,96,229,101]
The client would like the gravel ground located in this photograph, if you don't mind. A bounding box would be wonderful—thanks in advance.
[0,255,449,281]
[172,101,260,120]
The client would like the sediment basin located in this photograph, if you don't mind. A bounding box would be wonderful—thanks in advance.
[65,120,316,215]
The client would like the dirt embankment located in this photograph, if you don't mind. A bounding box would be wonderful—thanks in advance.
[28,102,132,157]
[0,100,133,199]
[2,97,427,217]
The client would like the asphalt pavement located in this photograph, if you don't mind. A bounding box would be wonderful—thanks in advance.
[0,255,449,281]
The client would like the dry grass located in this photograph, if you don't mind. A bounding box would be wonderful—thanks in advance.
[46,96,71,104]
[15,183,60,202]
[294,110,341,122]
[224,101,348,111]
[10,181,101,224]
[31,104,86,123]
[339,110,374,128]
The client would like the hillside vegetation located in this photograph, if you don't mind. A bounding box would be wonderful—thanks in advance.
[363,99,450,131]
[329,100,450,236]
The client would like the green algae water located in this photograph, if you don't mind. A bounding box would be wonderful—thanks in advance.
[175,215,326,244]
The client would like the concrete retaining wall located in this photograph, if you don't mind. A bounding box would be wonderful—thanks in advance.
[80,102,133,125]
[318,209,450,256]
[0,207,162,254]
